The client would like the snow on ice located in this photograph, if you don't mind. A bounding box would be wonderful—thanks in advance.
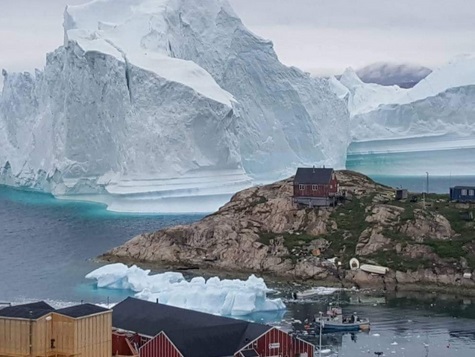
[339,55,475,176]
[0,0,349,213]
[85,263,286,316]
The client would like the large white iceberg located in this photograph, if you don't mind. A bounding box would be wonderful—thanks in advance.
[86,263,285,316]
[338,55,475,176]
[0,0,349,213]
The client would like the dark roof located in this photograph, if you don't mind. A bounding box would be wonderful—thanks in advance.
[56,303,110,318]
[294,167,334,185]
[452,186,475,190]
[113,297,272,357]
[0,301,55,319]
[241,349,259,357]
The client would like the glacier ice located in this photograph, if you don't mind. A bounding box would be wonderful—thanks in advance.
[85,263,286,316]
[0,0,349,213]
[339,55,475,176]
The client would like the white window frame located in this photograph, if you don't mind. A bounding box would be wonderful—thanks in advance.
[462,189,468,196]
[312,185,317,191]
[299,184,305,190]
[470,189,475,196]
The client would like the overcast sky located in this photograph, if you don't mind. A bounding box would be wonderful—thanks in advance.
[1,0,475,77]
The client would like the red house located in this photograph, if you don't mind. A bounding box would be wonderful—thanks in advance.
[293,167,338,207]
[112,297,314,357]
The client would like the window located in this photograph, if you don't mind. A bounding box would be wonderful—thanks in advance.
[299,184,305,190]
[462,189,468,196]
[312,185,317,191]
[470,190,475,196]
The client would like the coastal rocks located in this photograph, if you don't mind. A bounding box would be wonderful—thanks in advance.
[106,170,475,293]
[401,244,437,260]
[402,209,454,241]
[394,268,475,289]
[365,204,404,225]
[356,227,391,256]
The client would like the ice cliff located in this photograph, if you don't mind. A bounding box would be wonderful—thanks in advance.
[0,0,349,212]
[338,55,475,176]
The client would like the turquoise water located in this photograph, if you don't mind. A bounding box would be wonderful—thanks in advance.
[2,184,475,356]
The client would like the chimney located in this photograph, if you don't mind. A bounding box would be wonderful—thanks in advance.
[312,165,315,173]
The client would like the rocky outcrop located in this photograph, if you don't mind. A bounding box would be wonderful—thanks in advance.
[105,170,475,292]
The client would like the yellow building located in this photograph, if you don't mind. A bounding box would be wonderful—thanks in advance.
[0,301,112,357]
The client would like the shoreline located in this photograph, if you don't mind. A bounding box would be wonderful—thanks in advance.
[99,254,475,298]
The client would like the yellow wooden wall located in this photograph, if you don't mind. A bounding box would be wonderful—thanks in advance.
[0,310,112,357]
[74,311,112,357]
[0,317,30,356]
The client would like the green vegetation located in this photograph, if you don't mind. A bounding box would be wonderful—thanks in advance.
[256,175,475,271]
[366,250,432,271]
[258,231,317,251]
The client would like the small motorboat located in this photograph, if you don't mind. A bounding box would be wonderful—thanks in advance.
[316,314,370,332]
[293,287,340,299]
[303,308,370,333]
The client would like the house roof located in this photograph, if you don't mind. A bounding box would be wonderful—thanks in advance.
[0,301,55,320]
[241,349,259,357]
[56,303,110,318]
[294,167,334,185]
[452,186,475,190]
[113,297,272,357]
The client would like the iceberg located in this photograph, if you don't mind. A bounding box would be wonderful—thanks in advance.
[338,55,475,176]
[0,0,349,213]
[85,263,286,316]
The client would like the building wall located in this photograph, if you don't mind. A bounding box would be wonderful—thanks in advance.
[240,328,314,357]
[140,332,182,357]
[74,311,112,357]
[0,317,30,356]
[450,188,475,202]
[0,311,111,357]
[293,176,338,198]
[113,331,140,356]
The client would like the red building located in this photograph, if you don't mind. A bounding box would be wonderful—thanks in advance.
[112,297,314,357]
[293,167,338,207]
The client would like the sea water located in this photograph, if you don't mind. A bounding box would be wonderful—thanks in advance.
[0,186,202,304]
[1,184,475,356]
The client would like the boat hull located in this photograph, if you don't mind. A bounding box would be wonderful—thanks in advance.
[321,322,370,332]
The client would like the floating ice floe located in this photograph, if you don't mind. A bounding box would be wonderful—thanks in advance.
[86,263,285,316]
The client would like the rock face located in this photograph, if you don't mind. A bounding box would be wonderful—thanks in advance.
[106,170,475,292]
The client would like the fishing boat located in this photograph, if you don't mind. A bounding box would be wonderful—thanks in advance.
[301,307,370,333]
[315,312,370,332]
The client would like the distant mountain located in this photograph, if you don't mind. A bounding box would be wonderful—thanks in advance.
[356,62,432,88]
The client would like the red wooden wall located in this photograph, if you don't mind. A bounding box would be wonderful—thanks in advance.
[240,328,314,357]
[293,175,338,198]
[140,332,182,357]
[112,332,140,356]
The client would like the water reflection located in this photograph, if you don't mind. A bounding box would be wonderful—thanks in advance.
[283,291,475,357]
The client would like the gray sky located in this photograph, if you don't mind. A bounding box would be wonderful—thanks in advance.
[1,0,475,77]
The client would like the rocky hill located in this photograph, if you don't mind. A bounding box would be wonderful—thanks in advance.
[104,171,475,293]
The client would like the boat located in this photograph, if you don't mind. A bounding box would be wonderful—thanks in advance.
[293,287,340,299]
[300,307,370,333]
[315,313,371,332]
[359,264,389,275]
